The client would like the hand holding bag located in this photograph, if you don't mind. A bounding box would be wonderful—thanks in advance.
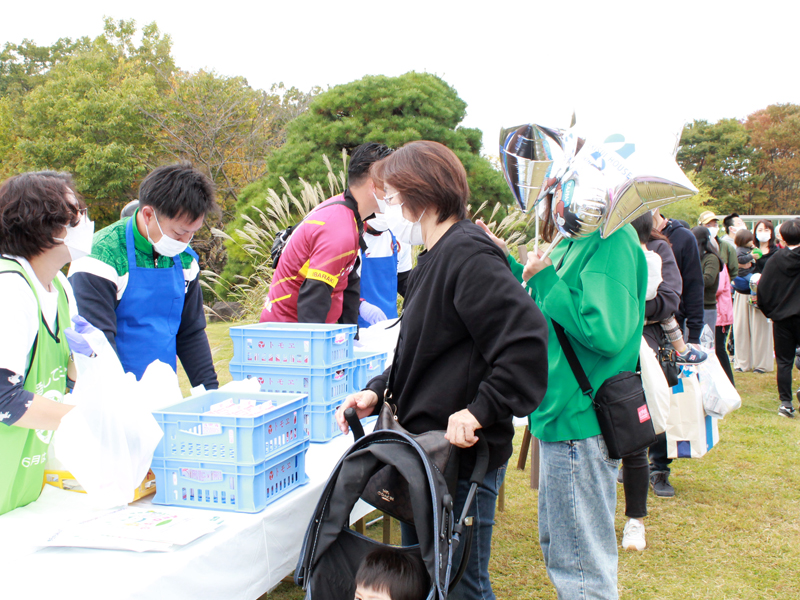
[553,321,657,459]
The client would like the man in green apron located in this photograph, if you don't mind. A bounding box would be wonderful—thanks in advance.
[0,171,92,515]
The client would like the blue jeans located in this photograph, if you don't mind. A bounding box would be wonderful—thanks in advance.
[539,436,620,600]
[402,463,507,600]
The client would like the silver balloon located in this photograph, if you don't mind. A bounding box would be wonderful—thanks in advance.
[499,124,567,212]
[550,163,607,240]
[602,176,697,238]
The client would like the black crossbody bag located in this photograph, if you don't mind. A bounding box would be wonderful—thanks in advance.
[549,246,656,459]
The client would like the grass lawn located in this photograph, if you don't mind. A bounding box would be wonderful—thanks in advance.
[182,323,800,599]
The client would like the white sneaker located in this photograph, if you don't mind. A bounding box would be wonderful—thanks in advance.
[622,518,646,551]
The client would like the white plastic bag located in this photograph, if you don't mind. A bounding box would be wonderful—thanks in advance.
[50,331,165,508]
[639,338,670,435]
[691,354,742,418]
[666,373,715,459]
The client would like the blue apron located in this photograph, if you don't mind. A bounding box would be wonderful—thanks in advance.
[115,218,188,379]
[358,231,399,328]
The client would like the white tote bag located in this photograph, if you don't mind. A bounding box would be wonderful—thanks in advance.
[639,338,670,435]
[666,373,717,459]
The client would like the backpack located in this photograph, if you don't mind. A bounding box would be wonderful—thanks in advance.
[269,199,357,269]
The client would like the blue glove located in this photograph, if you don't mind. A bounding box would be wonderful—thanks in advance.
[359,301,387,326]
[64,316,100,357]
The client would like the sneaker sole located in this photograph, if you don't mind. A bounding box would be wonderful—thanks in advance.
[778,410,795,418]
[623,542,646,551]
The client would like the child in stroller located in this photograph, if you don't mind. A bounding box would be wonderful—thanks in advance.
[355,546,428,600]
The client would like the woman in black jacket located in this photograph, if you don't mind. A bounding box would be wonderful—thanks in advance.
[336,141,549,600]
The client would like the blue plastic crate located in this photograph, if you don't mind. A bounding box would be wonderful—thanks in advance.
[350,351,389,393]
[151,440,310,513]
[152,391,308,465]
[229,323,356,367]
[307,398,346,443]
[228,362,351,405]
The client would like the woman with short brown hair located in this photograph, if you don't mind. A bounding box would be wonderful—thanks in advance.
[338,141,549,599]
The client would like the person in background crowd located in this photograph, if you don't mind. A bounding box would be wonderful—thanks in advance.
[618,212,682,552]
[756,218,800,418]
[734,219,777,374]
[721,213,746,246]
[260,143,392,325]
[698,211,738,279]
[338,141,549,600]
[649,209,705,498]
[69,163,219,389]
[715,252,735,385]
[0,172,85,515]
[691,226,723,333]
[735,230,757,278]
[774,222,784,248]
[357,213,412,328]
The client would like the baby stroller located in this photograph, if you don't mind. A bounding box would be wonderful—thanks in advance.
[294,410,489,599]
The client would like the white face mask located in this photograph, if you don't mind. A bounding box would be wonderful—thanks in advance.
[384,204,425,246]
[367,213,389,232]
[54,213,95,261]
[147,211,191,257]
[756,230,771,244]
[707,226,719,239]
[372,191,387,214]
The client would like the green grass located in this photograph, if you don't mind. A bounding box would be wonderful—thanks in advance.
[180,327,800,599]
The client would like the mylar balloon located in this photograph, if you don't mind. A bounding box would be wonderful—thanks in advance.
[499,124,567,212]
[550,163,607,240]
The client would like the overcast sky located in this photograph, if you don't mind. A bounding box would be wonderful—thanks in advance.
[3,0,798,155]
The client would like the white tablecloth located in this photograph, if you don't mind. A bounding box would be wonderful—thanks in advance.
[0,430,373,600]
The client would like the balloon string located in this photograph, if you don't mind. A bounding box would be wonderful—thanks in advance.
[540,232,563,262]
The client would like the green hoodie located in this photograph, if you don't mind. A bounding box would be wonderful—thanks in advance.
[508,227,647,442]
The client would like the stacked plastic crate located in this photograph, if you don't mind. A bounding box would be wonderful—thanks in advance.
[150,389,310,513]
[228,323,358,442]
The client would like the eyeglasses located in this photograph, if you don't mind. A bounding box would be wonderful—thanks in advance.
[69,207,89,226]
[383,190,401,205]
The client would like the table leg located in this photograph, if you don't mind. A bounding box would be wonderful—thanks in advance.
[530,436,540,490]
[354,517,365,534]
[517,427,532,470]
[382,513,392,544]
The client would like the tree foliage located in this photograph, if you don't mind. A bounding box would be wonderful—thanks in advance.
[745,104,800,215]
[222,71,513,286]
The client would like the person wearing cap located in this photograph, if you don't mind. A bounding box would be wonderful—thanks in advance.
[698,211,738,279]
[68,163,220,389]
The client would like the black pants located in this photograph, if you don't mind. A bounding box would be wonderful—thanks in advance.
[773,317,800,405]
[715,324,735,386]
[622,448,649,519]
[648,432,670,473]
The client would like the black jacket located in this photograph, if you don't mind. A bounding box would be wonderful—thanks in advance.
[366,220,549,475]
[663,219,705,343]
[756,246,800,321]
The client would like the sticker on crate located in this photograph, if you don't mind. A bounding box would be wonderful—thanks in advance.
[180,468,224,483]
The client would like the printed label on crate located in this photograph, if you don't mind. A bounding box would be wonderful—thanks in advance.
[180,468,223,483]
[268,460,293,481]
[334,333,347,345]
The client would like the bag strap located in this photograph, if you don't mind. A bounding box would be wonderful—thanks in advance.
[551,320,595,401]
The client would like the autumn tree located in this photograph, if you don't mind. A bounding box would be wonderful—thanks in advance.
[745,103,800,214]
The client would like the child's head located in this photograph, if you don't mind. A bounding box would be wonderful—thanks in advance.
[735,228,754,249]
[355,547,429,600]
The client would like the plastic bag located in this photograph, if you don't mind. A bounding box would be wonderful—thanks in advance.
[640,338,670,435]
[699,324,715,350]
[666,372,718,459]
[689,353,742,418]
[354,319,401,366]
[50,329,166,508]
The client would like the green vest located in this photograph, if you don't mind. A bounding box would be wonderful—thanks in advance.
[0,258,71,515]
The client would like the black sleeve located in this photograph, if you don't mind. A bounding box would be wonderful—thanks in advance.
[0,367,34,427]
[756,259,779,319]
[646,242,682,322]
[674,233,705,343]
[396,270,409,298]
[176,277,218,390]
[338,265,360,325]
[297,279,333,323]
[68,272,120,353]
[454,249,549,427]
